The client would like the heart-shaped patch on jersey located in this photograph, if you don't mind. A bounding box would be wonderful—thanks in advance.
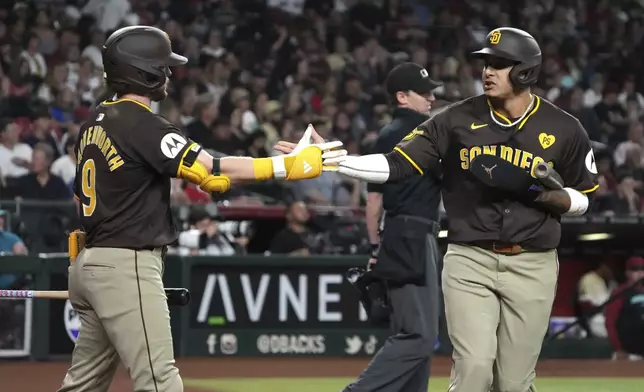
[538,133,556,149]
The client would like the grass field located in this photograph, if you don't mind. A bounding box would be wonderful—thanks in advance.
[185,377,644,392]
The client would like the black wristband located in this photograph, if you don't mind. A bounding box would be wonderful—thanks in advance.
[212,158,221,175]
[370,243,379,259]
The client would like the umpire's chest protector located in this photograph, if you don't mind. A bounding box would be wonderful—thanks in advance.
[448,95,585,188]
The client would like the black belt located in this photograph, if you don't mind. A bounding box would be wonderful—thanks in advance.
[85,245,169,260]
[136,245,168,258]
[385,214,441,236]
[468,240,548,255]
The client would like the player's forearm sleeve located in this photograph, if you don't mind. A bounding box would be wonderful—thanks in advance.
[336,154,390,183]
[336,152,418,183]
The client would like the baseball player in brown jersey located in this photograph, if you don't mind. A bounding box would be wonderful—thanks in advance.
[58,26,345,392]
[324,27,598,392]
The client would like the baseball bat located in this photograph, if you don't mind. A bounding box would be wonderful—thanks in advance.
[0,290,69,299]
[0,288,191,306]
[534,162,564,190]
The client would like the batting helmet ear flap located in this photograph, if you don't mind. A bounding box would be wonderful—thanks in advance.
[509,62,541,89]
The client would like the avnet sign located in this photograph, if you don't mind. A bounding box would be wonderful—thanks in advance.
[189,265,369,328]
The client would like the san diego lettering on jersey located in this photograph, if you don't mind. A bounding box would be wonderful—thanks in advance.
[459,145,552,178]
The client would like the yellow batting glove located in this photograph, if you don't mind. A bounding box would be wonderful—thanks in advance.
[282,143,345,180]
[278,124,346,180]
[253,124,347,181]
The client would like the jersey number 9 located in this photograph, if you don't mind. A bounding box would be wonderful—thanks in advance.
[81,159,96,217]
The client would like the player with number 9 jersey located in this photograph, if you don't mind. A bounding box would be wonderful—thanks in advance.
[74,98,192,249]
[60,25,347,392]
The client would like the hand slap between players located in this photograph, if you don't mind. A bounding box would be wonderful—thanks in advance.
[272,124,348,178]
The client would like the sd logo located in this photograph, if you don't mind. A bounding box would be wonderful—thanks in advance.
[64,300,81,343]
[490,30,502,44]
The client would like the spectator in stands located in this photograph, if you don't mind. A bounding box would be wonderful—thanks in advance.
[269,201,313,256]
[577,261,617,337]
[618,76,644,110]
[302,170,363,206]
[596,170,641,215]
[596,151,618,190]
[606,256,644,361]
[50,135,76,189]
[82,0,135,33]
[186,95,220,149]
[0,209,27,255]
[80,29,106,69]
[6,142,70,200]
[50,86,78,128]
[586,151,619,214]
[0,208,28,289]
[176,207,244,256]
[564,86,603,143]
[583,74,604,108]
[594,84,629,145]
[210,117,244,156]
[245,129,269,158]
[21,102,60,159]
[259,100,283,149]
[36,62,70,105]
[618,143,644,183]
[0,118,32,180]
[18,32,46,81]
[201,28,226,59]
[230,87,259,135]
[4,0,644,250]
[613,121,644,167]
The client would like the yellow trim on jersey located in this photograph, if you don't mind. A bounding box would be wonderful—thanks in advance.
[74,194,80,201]
[393,147,424,175]
[102,98,152,112]
[487,95,541,129]
[581,184,599,194]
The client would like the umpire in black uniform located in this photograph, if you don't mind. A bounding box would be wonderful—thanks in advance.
[344,63,442,392]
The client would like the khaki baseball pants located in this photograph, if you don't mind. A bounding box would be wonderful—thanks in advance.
[442,244,558,392]
[58,247,182,392]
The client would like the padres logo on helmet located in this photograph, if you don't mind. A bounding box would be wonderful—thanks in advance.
[471,27,542,89]
[489,30,502,44]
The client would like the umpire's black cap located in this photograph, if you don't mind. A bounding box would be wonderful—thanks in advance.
[385,62,442,97]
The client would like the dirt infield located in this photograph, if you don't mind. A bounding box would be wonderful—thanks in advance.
[0,356,642,391]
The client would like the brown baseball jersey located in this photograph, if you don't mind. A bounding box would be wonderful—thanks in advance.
[385,94,599,249]
[74,98,201,249]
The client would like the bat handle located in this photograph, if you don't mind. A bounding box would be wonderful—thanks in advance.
[534,163,549,178]
[0,290,34,298]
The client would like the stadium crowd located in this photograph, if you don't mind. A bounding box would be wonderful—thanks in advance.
[0,0,642,361]
[1,0,644,254]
